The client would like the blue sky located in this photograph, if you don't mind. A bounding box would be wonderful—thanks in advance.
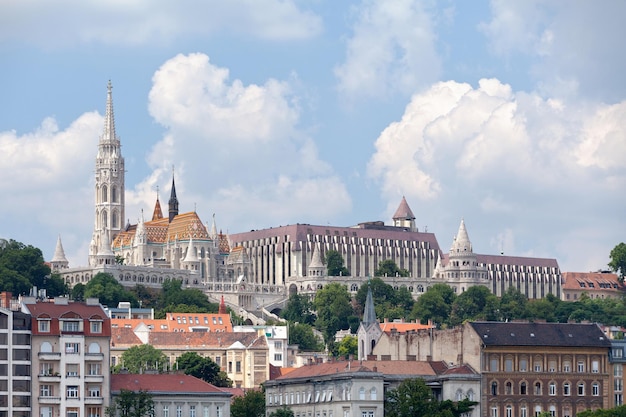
[1,0,625,274]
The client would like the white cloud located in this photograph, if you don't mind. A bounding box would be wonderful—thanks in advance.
[0,113,100,265]
[130,53,352,232]
[0,0,322,47]
[480,0,626,100]
[335,0,442,100]
[369,78,626,271]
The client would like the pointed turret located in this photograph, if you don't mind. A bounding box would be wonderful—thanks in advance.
[392,196,417,232]
[168,171,179,223]
[210,213,218,240]
[101,80,118,145]
[152,188,163,221]
[307,243,326,278]
[182,238,198,263]
[362,285,377,326]
[50,235,69,271]
[451,219,472,253]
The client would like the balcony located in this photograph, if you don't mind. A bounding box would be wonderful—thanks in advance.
[38,396,61,405]
[85,353,105,361]
[38,352,61,361]
[84,396,104,405]
[85,374,105,383]
[38,373,61,382]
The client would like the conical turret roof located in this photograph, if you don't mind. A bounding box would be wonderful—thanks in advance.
[363,285,377,326]
[51,235,68,263]
[392,196,415,220]
[451,219,472,253]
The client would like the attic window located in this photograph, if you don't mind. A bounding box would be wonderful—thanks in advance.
[579,282,586,287]
[510,333,515,337]
[530,333,535,337]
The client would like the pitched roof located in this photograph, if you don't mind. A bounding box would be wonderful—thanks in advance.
[470,321,611,348]
[111,314,232,333]
[111,373,229,395]
[23,300,106,319]
[380,321,433,333]
[275,360,437,381]
[392,196,415,220]
[562,272,624,292]
[113,331,266,350]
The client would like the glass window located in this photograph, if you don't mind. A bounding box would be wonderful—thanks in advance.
[490,357,499,372]
[534,382,541,395]
[190,406,196,417]
[505,358,513,372]
[563,360,571,373]
[491,406,498,417]
[65,343,80,354]
[549,382,556,396]
[564,382,571,396]
[578,382,585,396]
[521,406,527,417]
[163,406,169,417]
[592,360,599,373]
[40,385,52,397]
[67,386,79,398]
[520,382,527,395]
[592,382,599,396]
[91,321,102,333]
[177,406,182,417]
[614,348,624,358]
[491,382,498,396]
[616,364,624,378]
[506,406,512,417]
[62,320,80,332]
[38,320,50,332]
[578,361,585,373]
[520,358,528,372]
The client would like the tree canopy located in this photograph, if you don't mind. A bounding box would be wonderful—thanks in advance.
[84,272,138,308]
[281,293,316,325]
[269,408,294,417]
[355,278,414,321]
[385,378,476,417]
[107,389,154,417]
[410,283,456,326]
[115,344,168,374]
[313,283,355,343]
[175,352,232,387]
[0,239,59,295]
[324,250,350,276]
[289,322,324,351]
[375,259,409,278]
[231,389,266,417]
[610,242,626,280]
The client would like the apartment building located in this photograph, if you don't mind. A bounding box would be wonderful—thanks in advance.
[21,297,111,417]
[0,293,32,417]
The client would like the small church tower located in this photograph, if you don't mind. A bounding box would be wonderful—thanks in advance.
[50,236,69,271]
[90,81,125,266]
[168,172,179,223]
[392,196,417,232]
[357,284,383,360]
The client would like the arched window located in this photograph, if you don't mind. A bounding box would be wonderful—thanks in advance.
[102,210,108,228]
[535,382,542,395]
[549,382,556,396]
[102,185,108,202]
[506,381,513,395]
[455,389,463,401]
[467,389,474,401]
[111,186,118,203]
[520,382,527,395]
[359,387,365,400]
[40,342,53,353]
[112,211,118,228]
[370,387,377,400]
[491,381,498,396]
[88,343,101,354]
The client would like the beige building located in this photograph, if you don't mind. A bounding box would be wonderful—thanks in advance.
[22,298,111,417]
[111,325,268,389]
[561,271,624,301]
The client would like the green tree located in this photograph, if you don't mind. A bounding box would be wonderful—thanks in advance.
[0,239,51,294]
[450,285,498,326]
[610,243,626,280]
[269,407,294,417]
[175,352,232,387]
[116,345,167,374]
[71,282,85,301]
[107,389,154,417]
[498,287,529,321]
[410,283,455,326]
[375,259,409,278]
[45,273,69,297]
[157,279,214,315]
[289,322,323,351]
[231,389,265,417]
[313,283,355,343]
[335,335,358,358]
[324,250,350,276]
[281,293,316,325]
[385,378,477,417]
[355,278,413,321]
[85,272,138,308]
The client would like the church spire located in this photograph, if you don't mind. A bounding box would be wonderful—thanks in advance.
[362,284,377,326]
[50,235,69,271]
[451,219,472,253]
[168,170,179,223]
[101,80,118,145]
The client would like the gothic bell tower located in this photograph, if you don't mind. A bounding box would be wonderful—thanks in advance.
[89,81,125,266]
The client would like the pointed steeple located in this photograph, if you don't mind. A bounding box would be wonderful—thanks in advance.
[168,170,179,223]
[101,80,118,145]
[451,219,472,253]
[152,187,163,221]
[363,284,377,326]
[50,235,69,271]
[210,213,218,240]
[392,196,417,232]
[182,238,198,263]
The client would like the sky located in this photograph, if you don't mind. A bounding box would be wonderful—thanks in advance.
[1,0,625,274]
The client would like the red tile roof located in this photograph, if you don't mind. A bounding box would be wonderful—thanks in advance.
[111,374,229,395]
[562,272,624,291]
[23,300,106,319]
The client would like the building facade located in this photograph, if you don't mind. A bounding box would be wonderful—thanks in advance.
[110,374,230,417]
[561,272,624,301]
[0,297,32,417]
[22,298,111,417]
